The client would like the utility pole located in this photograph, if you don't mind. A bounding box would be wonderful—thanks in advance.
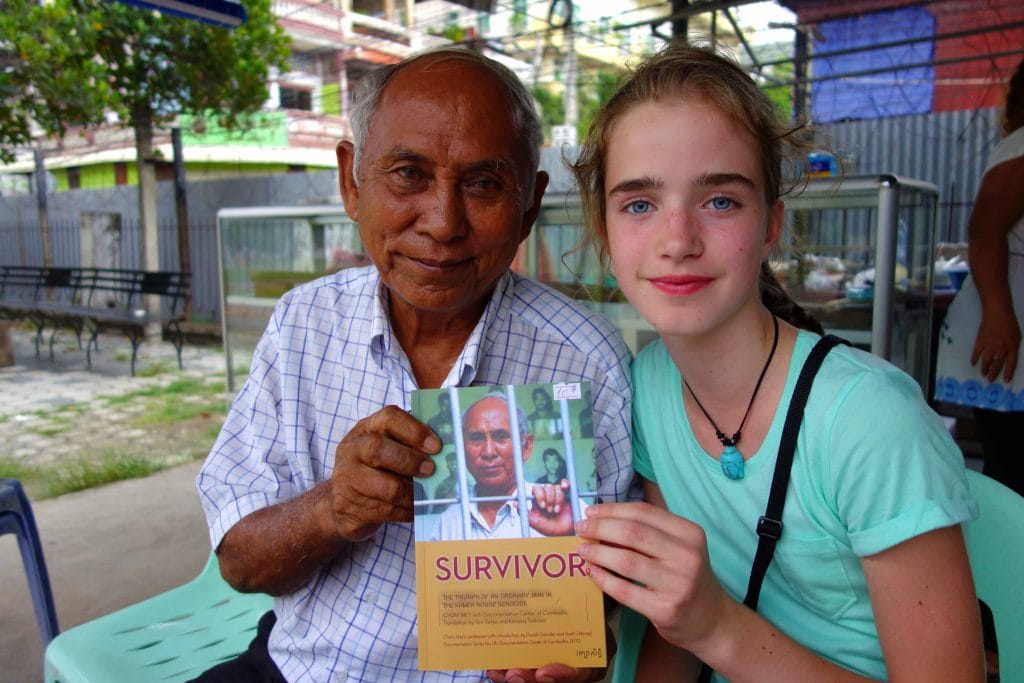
[171,127,192,313]
[793,27,809,123]
[671,0,689,39]
[563,1,577,140]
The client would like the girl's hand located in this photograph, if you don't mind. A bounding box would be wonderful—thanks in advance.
[575,501,732,651]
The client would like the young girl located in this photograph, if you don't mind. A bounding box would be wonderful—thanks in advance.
[571,44,984,682]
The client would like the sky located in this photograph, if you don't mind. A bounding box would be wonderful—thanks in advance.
[733,1,798,45]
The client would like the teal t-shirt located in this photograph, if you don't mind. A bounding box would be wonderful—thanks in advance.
[629,330,977,681]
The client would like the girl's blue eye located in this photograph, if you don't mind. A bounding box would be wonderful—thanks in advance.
[626,200,652,215]
[709,196,734,210]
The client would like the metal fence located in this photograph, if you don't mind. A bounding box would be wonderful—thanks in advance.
[0,219,222,323]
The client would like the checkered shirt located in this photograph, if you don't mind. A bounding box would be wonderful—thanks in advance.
[197,266,633,682]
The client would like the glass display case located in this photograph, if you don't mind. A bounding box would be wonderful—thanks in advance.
[217,205,363,391]
[776,174,939,390]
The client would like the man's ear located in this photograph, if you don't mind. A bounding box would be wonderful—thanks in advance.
[521,434,534,462]
[336,141,360,222]
[519,171,550,242]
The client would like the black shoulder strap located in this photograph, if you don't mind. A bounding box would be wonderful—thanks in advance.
[742,333,845,610]
[698,334,846,683]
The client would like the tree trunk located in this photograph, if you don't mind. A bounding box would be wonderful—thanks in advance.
[34,146,53,267]
[134,111,161,327]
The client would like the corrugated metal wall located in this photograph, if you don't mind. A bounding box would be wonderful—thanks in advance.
[819,106,1001,243]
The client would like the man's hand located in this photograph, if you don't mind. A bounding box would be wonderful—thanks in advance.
[326,405,439,542]
[528,479,574,536]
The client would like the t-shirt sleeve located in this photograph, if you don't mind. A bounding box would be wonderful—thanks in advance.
[822,366,978,557]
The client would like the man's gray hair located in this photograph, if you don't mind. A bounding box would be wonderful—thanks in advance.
[349,47,543,192]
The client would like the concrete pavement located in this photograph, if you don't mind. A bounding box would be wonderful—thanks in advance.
[1,460,211,682]
[0,326,222,682]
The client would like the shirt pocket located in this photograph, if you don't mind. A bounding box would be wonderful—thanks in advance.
[772,535,858,621]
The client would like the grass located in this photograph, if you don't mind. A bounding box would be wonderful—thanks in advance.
[3,370,230,500]
[132,397,227,427]
[0,452,167,499]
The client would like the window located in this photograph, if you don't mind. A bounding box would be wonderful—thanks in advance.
[279,86,312,111]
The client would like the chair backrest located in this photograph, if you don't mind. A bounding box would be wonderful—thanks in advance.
[0,478,59,645]
[964,468,1024,681]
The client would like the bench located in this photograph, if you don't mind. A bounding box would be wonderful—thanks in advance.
[0,265,190,376]
[0,266,88,360]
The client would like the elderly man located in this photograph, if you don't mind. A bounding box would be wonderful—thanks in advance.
[429,392,574,541]
[196,47,632,683]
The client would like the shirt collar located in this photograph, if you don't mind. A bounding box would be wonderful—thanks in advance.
[367,270,514,388]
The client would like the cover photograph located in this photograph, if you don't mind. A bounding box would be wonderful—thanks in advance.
[411,382,606,672]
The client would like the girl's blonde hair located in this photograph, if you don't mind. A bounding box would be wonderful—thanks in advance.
[571,41,823,334]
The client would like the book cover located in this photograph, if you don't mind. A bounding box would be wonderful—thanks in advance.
[412,382,606,672]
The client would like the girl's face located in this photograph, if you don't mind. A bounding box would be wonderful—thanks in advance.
[603,98,782,341]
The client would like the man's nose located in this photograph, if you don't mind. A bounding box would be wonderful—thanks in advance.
[479,434,502,457]
[418,183,467,241]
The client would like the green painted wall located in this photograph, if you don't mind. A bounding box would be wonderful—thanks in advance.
[179,112,289,147]
[322,83,340,116]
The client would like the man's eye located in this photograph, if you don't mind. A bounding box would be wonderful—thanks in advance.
[492,431,511,443]
[468,433,486,444]
[625,199,653,215]
[465,176,502,195]
[395,166,422,181]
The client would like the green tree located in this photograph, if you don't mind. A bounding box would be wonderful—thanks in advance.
[760,60,796,122]
[576,68,622,141]
[0,0,109,163]
[1,0,290,275]
[531,67,623,145]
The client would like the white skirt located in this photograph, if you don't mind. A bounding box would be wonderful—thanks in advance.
[934,254,1024,412]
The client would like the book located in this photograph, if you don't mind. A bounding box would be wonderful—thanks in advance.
[411,382,606,672]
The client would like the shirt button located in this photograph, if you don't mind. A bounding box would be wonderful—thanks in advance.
[365,592,377,605]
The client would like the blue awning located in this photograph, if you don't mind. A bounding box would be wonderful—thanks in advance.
[114,0,246,28]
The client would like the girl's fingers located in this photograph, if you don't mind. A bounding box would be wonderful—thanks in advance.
[577,521,705,598]
[577,503,704,555]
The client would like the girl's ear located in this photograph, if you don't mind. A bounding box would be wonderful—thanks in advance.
[764,199,784,255]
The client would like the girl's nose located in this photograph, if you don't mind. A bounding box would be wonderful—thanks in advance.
[659,209,702,260]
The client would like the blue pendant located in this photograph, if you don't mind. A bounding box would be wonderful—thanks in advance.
[720,445,745,480]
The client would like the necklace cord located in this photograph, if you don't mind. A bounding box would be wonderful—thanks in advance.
[685,315,780,448]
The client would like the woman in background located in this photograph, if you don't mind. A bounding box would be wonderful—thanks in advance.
[934,56,1024,495]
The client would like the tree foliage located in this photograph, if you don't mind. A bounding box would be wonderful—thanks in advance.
[531,67,624,145]
[0,0,291,162]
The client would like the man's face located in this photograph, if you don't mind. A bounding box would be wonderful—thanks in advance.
[337,56,548,331]
[463,396,533,494]
[533,389,552,413]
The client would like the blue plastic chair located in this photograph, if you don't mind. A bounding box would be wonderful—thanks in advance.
[44,552,273,682]
[0,477,60,645]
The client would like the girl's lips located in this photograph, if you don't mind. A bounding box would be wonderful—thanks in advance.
[648,275,712,295]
